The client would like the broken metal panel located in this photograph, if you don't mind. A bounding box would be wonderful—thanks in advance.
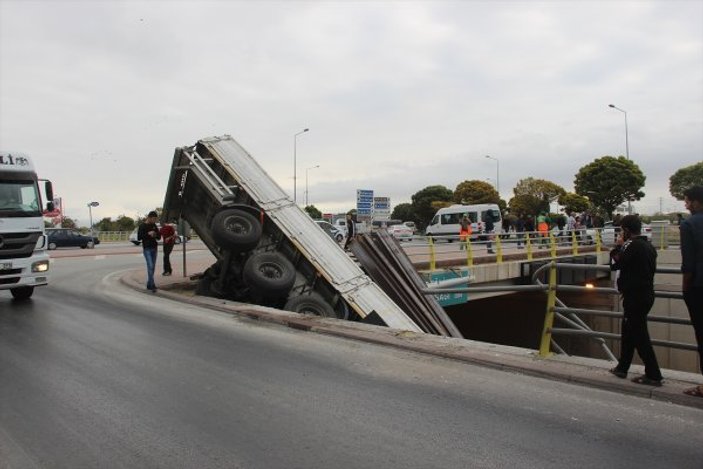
[352,230,463,338]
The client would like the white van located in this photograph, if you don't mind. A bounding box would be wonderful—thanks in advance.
[425,204,502,241]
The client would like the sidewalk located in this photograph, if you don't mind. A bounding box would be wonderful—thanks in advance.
[121,253,703,410]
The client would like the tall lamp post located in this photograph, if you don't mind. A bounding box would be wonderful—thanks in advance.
[293,128,309,204]
[87,201,99,241]
[608,104,632,213]
[305,164,320,207]
[485,155,499,196]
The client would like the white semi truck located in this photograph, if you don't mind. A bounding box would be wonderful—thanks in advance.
[162,135,421,331]
[0,152,53,300]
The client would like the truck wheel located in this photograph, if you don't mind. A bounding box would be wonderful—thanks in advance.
[211,209,262,252]
[284,292,337,318]
[10,286,34,300]
[243,252,295,296]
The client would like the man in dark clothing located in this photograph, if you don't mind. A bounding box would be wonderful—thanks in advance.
[343,213,355,251]
[138,210,161,291]
[482,211,495,254]
[609,215,663,385]
[160,222,177,276]
[680,186,703,398]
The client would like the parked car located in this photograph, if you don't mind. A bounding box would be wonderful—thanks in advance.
[46,228,100,250]
[129,225,183,245]
[315,220,344,243]
[386,223,414,242]
[585,221,652,246]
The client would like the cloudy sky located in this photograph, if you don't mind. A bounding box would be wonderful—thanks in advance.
[1,0,701,226]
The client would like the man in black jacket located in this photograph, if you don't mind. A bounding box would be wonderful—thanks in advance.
[681,185,703,397]
[609,215,663,385]
[138,210,161,292]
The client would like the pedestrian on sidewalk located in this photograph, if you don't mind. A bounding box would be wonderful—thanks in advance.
[680,185,703,398]
[138,210,161,292]
[482,211,495,254]
[609,214,663,386]
[343,212,356,251]
[459,214,472,251]
[515,214,526,249]
[160,221,177,276]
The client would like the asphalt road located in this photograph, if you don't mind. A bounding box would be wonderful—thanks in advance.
[1,249,702,468]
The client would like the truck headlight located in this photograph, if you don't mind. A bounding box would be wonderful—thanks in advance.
[32,260,50,272]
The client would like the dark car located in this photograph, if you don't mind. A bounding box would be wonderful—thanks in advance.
[47,228,100,250]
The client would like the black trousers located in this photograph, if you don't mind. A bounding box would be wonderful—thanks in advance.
[162,243,174,274]
[684,286,703,375]
[617,291,662,380]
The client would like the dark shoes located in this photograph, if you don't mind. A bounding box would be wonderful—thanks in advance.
[631,375,663,387]
[162,272,172,276]
[609,367,627,379]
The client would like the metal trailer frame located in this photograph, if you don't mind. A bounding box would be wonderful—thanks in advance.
[162,135,420,332]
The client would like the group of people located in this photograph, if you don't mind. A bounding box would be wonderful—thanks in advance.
[138,210,177,292]
[608,186,702,398]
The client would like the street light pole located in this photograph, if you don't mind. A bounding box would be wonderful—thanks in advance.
[87,201,99,241]
[293,128,309,204]
[485,155,499,196]
[608,104,629,160]
[608,104,632,213]
[305,164,320,207]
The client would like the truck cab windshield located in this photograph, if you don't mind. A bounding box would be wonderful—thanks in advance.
[0,181,41,217]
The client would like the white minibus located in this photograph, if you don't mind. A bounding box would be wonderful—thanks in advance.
[425,204,502,241]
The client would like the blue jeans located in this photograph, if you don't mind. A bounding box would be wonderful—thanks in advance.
[143,247,158,289]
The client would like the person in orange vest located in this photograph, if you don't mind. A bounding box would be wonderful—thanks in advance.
[459,214,472,250]
[536,211,550,248]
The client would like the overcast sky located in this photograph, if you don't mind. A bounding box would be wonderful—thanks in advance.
[1,0,701,226]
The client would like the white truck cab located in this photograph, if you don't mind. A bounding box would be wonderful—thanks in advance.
[0,152,53,300]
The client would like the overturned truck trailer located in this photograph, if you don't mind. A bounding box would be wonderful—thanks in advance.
[161,135,421,332]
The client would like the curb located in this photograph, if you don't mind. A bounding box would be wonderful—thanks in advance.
[119,270,703,410]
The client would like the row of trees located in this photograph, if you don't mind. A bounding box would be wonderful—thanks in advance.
[389,158,701,230]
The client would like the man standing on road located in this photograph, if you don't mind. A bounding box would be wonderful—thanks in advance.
[680,186,703,398]
[138,210,161,292]
[160,222,176,276]
[609,215,663,386]
[343,212,356,251]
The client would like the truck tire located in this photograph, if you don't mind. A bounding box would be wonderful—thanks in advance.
[284,292,337,318]
[243,252,295,296]
[211,209,262,252]
[10,286,34,300]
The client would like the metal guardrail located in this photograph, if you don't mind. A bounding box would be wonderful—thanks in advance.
[533,262,695,360]
[422,259,694,362]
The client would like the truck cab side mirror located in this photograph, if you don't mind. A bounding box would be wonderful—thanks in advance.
[44,181,54,211]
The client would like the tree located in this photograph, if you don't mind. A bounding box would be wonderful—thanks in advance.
[304,205,322,219]
[61,217,77,229]
[391,202,415,222]
[513,177,566,212]
[508,194,543,216]
[114,215,136,232]
[410,185,453,229]
[574,156,645,217]
[558,192,591,214]
[669,162,703,200]
[453,180,500,204]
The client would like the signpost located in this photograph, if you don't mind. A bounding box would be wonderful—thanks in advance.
[373,196,391,221]
[356,189,374,221]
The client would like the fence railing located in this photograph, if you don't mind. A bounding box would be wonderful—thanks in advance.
[421,261,694,363]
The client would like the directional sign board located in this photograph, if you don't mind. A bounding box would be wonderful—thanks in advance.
[373,196,391,221]
[356,189,374,221]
